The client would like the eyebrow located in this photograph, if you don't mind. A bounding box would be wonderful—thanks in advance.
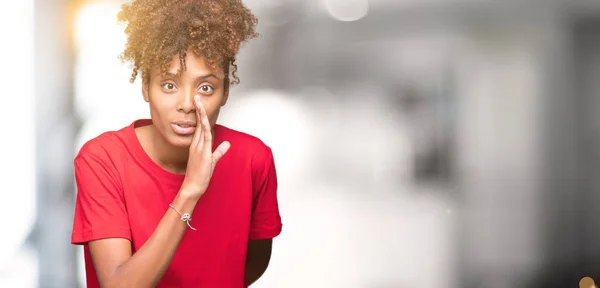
[160,72,220,81]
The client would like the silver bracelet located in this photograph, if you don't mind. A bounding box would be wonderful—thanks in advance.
[168,203,197,231]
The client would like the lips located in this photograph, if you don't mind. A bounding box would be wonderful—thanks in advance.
[171,120,196,135]
[174,120,196,127]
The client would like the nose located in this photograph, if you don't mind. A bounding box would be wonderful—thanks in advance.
[177,91,196,114]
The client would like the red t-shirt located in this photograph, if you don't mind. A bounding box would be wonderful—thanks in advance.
[71,119,282,288]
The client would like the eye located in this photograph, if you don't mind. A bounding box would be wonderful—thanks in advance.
[199,85,214,94]
[162,83,176,90]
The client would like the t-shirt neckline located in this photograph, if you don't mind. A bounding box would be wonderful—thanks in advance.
[125,119,223,184]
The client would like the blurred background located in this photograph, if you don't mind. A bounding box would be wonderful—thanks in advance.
[2,0,600,287]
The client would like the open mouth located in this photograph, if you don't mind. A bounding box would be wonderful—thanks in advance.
[172,122,196,135]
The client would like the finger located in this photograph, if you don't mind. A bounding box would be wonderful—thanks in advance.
[212,141,230,167]
[191,95,203,148]
[193,95,205,148]
[198,99,212,144]
[196,99,212,158]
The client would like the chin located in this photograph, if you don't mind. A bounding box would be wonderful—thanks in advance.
[168,134,193,148]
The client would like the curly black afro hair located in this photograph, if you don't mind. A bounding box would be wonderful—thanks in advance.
[117,0,258,85]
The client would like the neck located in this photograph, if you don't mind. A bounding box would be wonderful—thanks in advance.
[143,124,217,175]
[147,125,190,175]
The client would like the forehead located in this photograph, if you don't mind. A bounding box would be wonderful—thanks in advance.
[154,50,225,79]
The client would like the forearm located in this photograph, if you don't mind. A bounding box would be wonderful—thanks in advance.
[244,238,273,286]
[107,192,198,288]
[245,258,270,286]
[245,266,266,286]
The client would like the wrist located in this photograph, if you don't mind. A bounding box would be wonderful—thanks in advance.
[174,188,202,206]
[177,186,205,201]
[170,191,200,231]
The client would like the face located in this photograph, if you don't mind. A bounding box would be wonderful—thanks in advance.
[142,48,229,148]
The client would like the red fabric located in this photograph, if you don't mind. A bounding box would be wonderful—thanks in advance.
[71,119,282,288]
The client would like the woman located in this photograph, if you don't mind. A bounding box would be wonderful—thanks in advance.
[71,0,282,287]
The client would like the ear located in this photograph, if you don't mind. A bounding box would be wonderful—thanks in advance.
[142,76,150,103]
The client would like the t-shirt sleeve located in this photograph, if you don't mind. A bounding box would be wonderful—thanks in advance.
[249,146,282,240]
[71,148,131,245]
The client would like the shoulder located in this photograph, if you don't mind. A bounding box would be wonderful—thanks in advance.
[216,125,275,178]
[75,126,130,166]
[217,124,273,159]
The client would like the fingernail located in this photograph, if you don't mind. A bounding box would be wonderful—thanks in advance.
[194,95,200,103]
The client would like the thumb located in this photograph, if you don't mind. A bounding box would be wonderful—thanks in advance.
[212,141,231,167]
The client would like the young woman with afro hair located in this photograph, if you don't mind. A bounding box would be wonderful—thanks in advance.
[70,1,282,287]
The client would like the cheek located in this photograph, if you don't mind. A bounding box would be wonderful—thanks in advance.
[206,105,222,124]
[149,100,164,115]
[149,92,175,110]
[148,100,174,126]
